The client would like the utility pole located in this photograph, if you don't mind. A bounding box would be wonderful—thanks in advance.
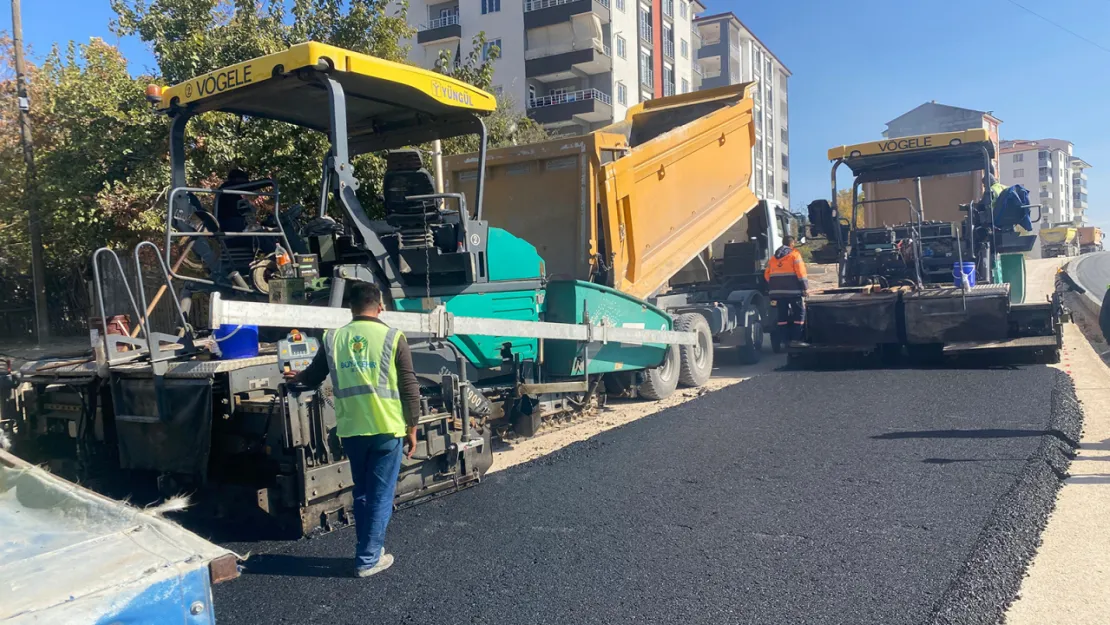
[11,0,50,341]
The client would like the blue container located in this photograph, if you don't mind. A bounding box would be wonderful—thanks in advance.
[953,262,977,288]
[214,323,259,360]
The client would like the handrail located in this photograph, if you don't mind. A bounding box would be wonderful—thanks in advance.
[165,180,291,292]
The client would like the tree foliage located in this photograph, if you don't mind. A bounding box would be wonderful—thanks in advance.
[0,0,543,336]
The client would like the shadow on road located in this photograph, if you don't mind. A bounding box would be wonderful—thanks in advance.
[873,428,1079,447]
[241,553,352,579]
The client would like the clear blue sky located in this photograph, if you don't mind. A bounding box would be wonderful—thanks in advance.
[5,0,1110,225]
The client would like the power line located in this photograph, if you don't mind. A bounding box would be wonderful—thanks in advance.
[1005,0,1110,54]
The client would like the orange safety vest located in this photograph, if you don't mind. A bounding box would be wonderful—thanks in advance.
[764,247,808,297]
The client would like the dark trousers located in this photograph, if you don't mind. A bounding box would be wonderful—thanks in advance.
[342,433,403,569]
[776,297,806,342]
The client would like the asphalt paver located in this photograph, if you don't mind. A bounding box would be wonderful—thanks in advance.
[215,367,1078,625]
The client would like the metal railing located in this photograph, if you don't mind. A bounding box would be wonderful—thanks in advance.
[663,40,674,60]
[639,23,653,41]
[664,83,675,96]
[640,68,654,86]
[703,68,721,78]
[525,0,607,9]
[692,64,702,76]
[422,13,459,29]
[527,88,612,108]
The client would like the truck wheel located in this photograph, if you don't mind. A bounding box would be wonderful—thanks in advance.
[676,313,713,387]
[640,344,680,400]
[737,304,765,365]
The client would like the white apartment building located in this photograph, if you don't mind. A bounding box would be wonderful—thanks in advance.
[693,13,790,208]
[404,0,704,136]
[1000,138,1090,226]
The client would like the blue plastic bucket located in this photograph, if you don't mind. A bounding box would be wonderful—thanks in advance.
[953,262,977,288]
[214,324,259,360]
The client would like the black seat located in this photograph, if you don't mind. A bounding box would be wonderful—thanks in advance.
[383,150,439,229]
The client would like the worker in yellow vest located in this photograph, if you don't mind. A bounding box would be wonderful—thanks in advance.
[287,281,421,577]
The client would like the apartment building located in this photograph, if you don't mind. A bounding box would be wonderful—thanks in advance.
[406,0,704,136]
[1000,138,1090,225]
[693,12,790,208]
[862,102,1001,228]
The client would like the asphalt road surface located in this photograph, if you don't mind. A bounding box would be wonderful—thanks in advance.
[1072,251,1110,302]
[215,367,1077,625]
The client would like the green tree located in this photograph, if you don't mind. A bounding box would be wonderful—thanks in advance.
[0,1,545,335]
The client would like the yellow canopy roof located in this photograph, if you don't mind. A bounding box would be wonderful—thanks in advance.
[156,42,496,153]
[828,129,996,183]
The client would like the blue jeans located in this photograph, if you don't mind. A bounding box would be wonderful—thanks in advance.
[342,434,403,569]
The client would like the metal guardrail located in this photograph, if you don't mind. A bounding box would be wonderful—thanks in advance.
[527,88,612,108]
[421,14,459,30]
[663,40,674,60]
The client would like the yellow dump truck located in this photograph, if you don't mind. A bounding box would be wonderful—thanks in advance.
[1040,224,1080,257]
[445,83,774,376]
[1078,226,1103,254]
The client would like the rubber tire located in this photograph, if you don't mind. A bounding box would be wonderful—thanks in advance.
[676,313,713,388]
[640,344,680,401]
[736,304,765,365]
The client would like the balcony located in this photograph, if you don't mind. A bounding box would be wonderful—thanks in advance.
[524,0,609,29]
[527,88,613,125]
[640,67,654,87]
[417,13,461,44]
[664,83,675,96]
[663,39,674,60]
[639,23,653,43]
[525,41,611,81]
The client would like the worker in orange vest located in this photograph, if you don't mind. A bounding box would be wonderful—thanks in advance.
[764,235,809,344]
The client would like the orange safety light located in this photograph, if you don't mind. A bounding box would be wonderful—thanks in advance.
[145,84,163,104]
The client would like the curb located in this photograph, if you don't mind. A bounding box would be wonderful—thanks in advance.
[925,370,1082,625]
[1066,254,1105,307]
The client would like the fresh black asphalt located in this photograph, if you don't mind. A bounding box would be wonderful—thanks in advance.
[214,367,1079,625]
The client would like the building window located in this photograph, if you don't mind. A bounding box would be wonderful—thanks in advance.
[662,0,673,17]
[481,0,500,13]
[681,78,689,93]
[640,51,652,86]
[680,38,688,59]
[781,153,788,169]
[483,38,501,60]
[528,84,536,105]
[617,82,627,105]
[639,7,652,41]
[616,35,626,59]
[616,0,625,11]
[1013,153,1023,163]
[679,0,687,18]
[782,181,789,197]
[1013,168,1024,178]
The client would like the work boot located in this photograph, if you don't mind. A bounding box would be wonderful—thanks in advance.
[354,553,394,578]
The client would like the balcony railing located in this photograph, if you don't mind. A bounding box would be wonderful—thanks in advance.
[525,0,608,10]
[703,68,721,78]
[640,68,654,86]
[692,64,702,76]
[663,40,674,60]
[639,23,653,41]
[528,88,612,108]
[422,13,459,29]
[664,83,675,96]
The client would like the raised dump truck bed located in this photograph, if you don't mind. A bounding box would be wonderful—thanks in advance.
[446,83,759,300]
[446,84,770,379]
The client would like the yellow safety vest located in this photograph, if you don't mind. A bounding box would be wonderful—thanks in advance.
[324,320,406,438]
